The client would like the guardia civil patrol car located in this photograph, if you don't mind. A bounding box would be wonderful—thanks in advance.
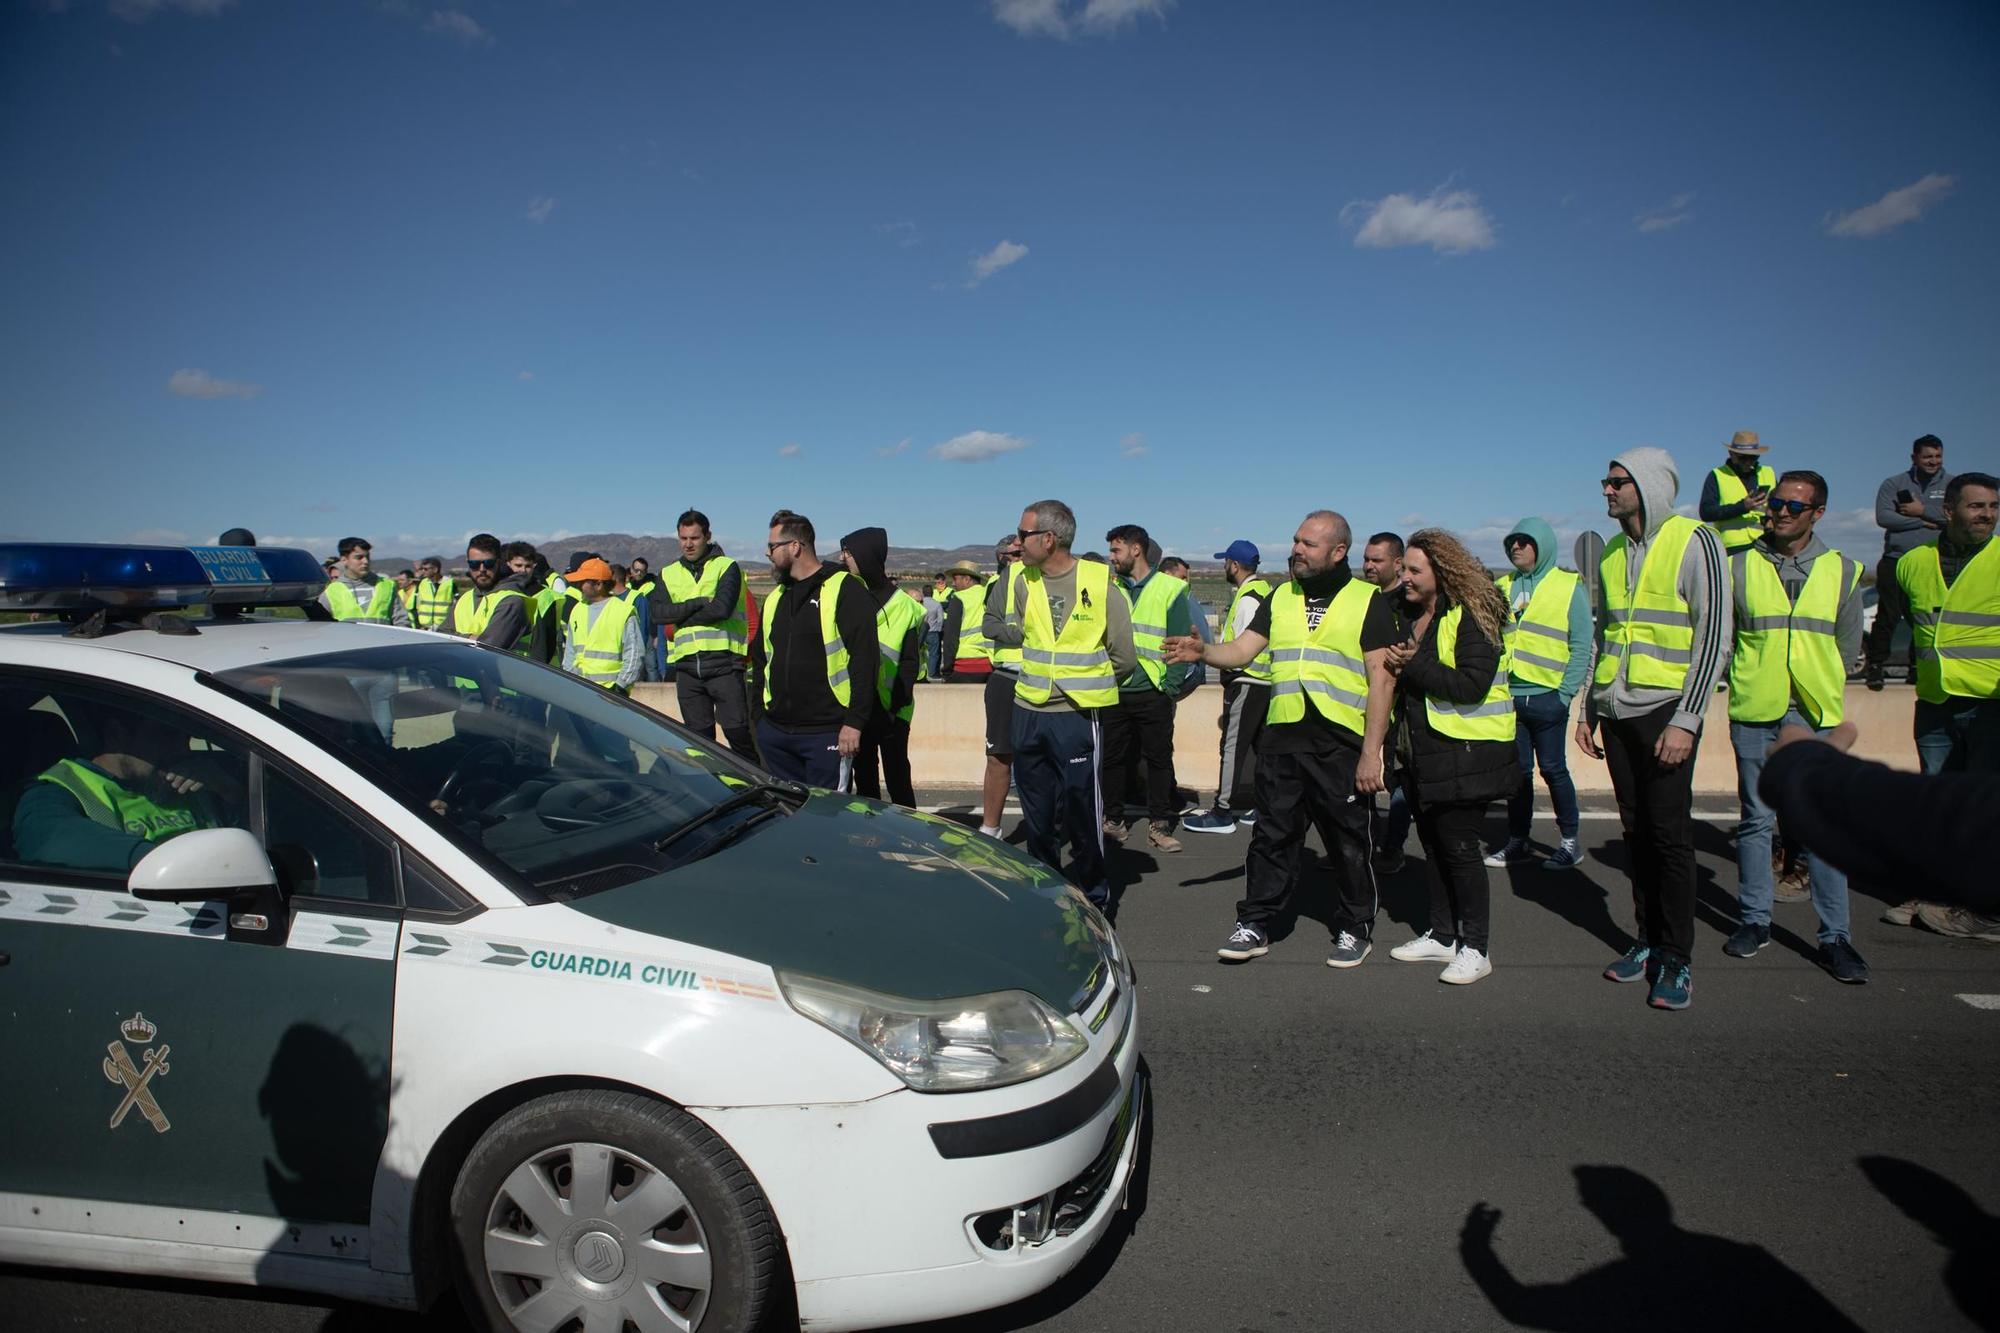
[0,544,1142,1332]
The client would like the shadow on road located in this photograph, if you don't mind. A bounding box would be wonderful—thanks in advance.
[1859,1156,2000,1332]
[1461,1165,1862,1331]
[1502,861,1631,954]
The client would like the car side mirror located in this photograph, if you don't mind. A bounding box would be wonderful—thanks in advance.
[129,829,288,944]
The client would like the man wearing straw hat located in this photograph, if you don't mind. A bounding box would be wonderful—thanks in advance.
[1699,430,1778,553]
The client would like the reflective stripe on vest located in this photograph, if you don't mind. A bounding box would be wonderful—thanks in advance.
[662,556,750,661]
[1596,515,1700,692]
[1897,541,2000,704]
[566,596,637,687]
[991,572,1024,670]
[324,578,396,622]
[1014,560,1118,708]
[951,582,993,662]
[1709,464,1776,551]
[1221,577,1275,682]
[1728,547,1858,726]
[36,759,212,842]
[415,577,456,628]
[762,571,853,708]
[1265,578,1374,735]
[451,587,532,653]
[1425,605,1517,742]
[1126,571,1189,689]
[1498,567,1579,690]
[875,591,927,721]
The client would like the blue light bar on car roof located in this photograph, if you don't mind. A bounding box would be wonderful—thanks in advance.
[0,544,328,614]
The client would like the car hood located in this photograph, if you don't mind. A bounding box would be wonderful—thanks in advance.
[567,795,1111,1012]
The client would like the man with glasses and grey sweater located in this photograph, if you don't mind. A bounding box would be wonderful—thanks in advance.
[1575,447,1732,1012]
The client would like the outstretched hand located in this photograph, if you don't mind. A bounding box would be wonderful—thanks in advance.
[1161,635,1205,665]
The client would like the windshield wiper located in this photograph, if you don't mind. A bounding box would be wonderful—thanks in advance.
[654,779,805,854]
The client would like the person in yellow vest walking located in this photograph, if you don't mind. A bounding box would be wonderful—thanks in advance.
[1165,509,1405,967]
[1005,499,1135,910]
[1887,471,2000,941]
[760,509,879,788]
[941,560,994,682]
[1698,430,1777,553]
[1576,448,1732,1011]
[840,526,923,808]
[1185,540,1273,835]
[450,533,536,653]
[1484,517,1593,871]
[1379,530,1521,985]
[1101,523,1195,852]
[559,558,643,694]
[976,534,1026,837]
[318,537,410,627]
[412,556,456,631]
[1716,471,1869,981]
[647,510,757,756]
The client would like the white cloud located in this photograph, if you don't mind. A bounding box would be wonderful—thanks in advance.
[517,370,534,382]
[874,437,913,459]
[1120,432,1148,458]
[167,368,260,399]
[424,8,492,45]
[1343,187,1496,255]
[875,220,921,248]
[524,195,556,224]
[777,442,803,459]
[1636,191,1695,233]
[128,527,192,544]
[991,0,1170,38]
[968,239,1029,288]
[932,430,1031,463]
[1825,173,1956,238]
[108,0,232,22]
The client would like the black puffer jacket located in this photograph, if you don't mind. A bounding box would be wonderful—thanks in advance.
[1394,595,1519,807]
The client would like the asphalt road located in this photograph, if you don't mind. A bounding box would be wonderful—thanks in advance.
[8,796,1999,1332]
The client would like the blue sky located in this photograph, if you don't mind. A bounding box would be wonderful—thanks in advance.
[4,0,1996,566]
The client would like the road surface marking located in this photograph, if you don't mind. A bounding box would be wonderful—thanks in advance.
[1955,994,2000,1010]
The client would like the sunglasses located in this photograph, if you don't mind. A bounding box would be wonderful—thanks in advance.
[1016,527,1052,541]
[1600,476,1636,490]
[465,558,498,569]
[766,539,799,553]
[1766,498,1816,516]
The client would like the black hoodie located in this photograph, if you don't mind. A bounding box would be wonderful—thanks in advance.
[766,550,879,735]
[842,527,922,723]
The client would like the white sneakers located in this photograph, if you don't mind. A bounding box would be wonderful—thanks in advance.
[1440,947,1492,985]
[1389,931,1457,962]
[1390,932,1493,984]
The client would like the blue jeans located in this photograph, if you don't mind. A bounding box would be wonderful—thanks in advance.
[1914,697,2000,775]
[1377,785,1411,853]
[1506,689,1580,841]
[1731,708,1850,943]
[924,629,942,681]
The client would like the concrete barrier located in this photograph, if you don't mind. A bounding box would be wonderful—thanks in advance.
[629,680,1924,794]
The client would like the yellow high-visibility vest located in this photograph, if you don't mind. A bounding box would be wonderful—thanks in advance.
[414,576,456,628]
[323,578,396,622]
[1265,578,1374,735]
[661,556,749,661]
[763,572,854,708]
[1126,571,1190,689]
[565,596,637,689]
[1498,568,1580,690]
[1221,576,1274,683]
[1898,540,2000,704]
[1728,547,1859,726]
[1425,605,1517,742]
[951,582,993,662]
[451,587,532,654]
[874,591,927,722]
[1596,515,1701,692]
[1015,561,1117,708]
[1708,464,1776,551]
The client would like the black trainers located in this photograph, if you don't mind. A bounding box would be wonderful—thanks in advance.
[1863,668,1885,693]
[1723,922,1771,958]
[1217,922,1269,961]
[1821,937,1869,984]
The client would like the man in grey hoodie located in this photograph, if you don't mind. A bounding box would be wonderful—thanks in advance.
[1576,448,1732,1011]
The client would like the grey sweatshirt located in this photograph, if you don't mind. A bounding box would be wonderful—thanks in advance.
[319,571,410,627]
[996,561,1138,713]
[1584,446,1733,734]
[1874,467,1953,560]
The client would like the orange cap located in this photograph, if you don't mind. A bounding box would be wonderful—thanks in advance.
[566,557,615,583]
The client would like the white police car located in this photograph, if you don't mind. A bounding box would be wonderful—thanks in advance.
[0,544,1142,1332]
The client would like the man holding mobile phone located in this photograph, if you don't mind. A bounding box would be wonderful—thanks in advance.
[1866,434,1952,690]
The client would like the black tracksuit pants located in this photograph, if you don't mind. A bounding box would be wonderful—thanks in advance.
[1602,703,1701,963]
[854,715,914,808]
[1101,687,1176,825]
[1864,554,1910,677]
[676,668,757,757]
[1237,745,1377,938]
[1012,705,1110,905]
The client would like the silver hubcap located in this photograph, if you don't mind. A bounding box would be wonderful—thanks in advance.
[483,1140,713,1332]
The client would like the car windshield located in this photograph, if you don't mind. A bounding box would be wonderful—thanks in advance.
[211,643,786,900]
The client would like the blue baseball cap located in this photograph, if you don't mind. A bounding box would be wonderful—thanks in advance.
[1212,539,1260,567]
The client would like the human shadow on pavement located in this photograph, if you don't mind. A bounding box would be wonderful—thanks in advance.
[1501,862,1630,953]
[1859,1156,2000,1331]
[1461,1165,1862,1331]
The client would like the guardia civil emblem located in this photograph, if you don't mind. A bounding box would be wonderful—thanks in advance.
[103,1011,171,1134]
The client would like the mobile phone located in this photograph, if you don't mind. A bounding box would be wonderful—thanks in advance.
[1897,489,1915,505]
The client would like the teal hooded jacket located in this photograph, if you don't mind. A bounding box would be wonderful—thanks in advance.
[1501,516,1594,703]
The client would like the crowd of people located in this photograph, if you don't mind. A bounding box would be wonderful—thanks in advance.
[284,431,1997,1012]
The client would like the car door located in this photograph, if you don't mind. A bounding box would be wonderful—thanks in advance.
[0,670,397,1233]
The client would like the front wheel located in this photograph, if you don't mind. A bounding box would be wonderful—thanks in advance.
[450,1089,779,1333]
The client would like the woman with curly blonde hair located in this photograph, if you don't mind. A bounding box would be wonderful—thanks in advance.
[1381,528,1519,985]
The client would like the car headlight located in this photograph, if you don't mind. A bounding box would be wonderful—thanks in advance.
[776,971,1089,1093]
